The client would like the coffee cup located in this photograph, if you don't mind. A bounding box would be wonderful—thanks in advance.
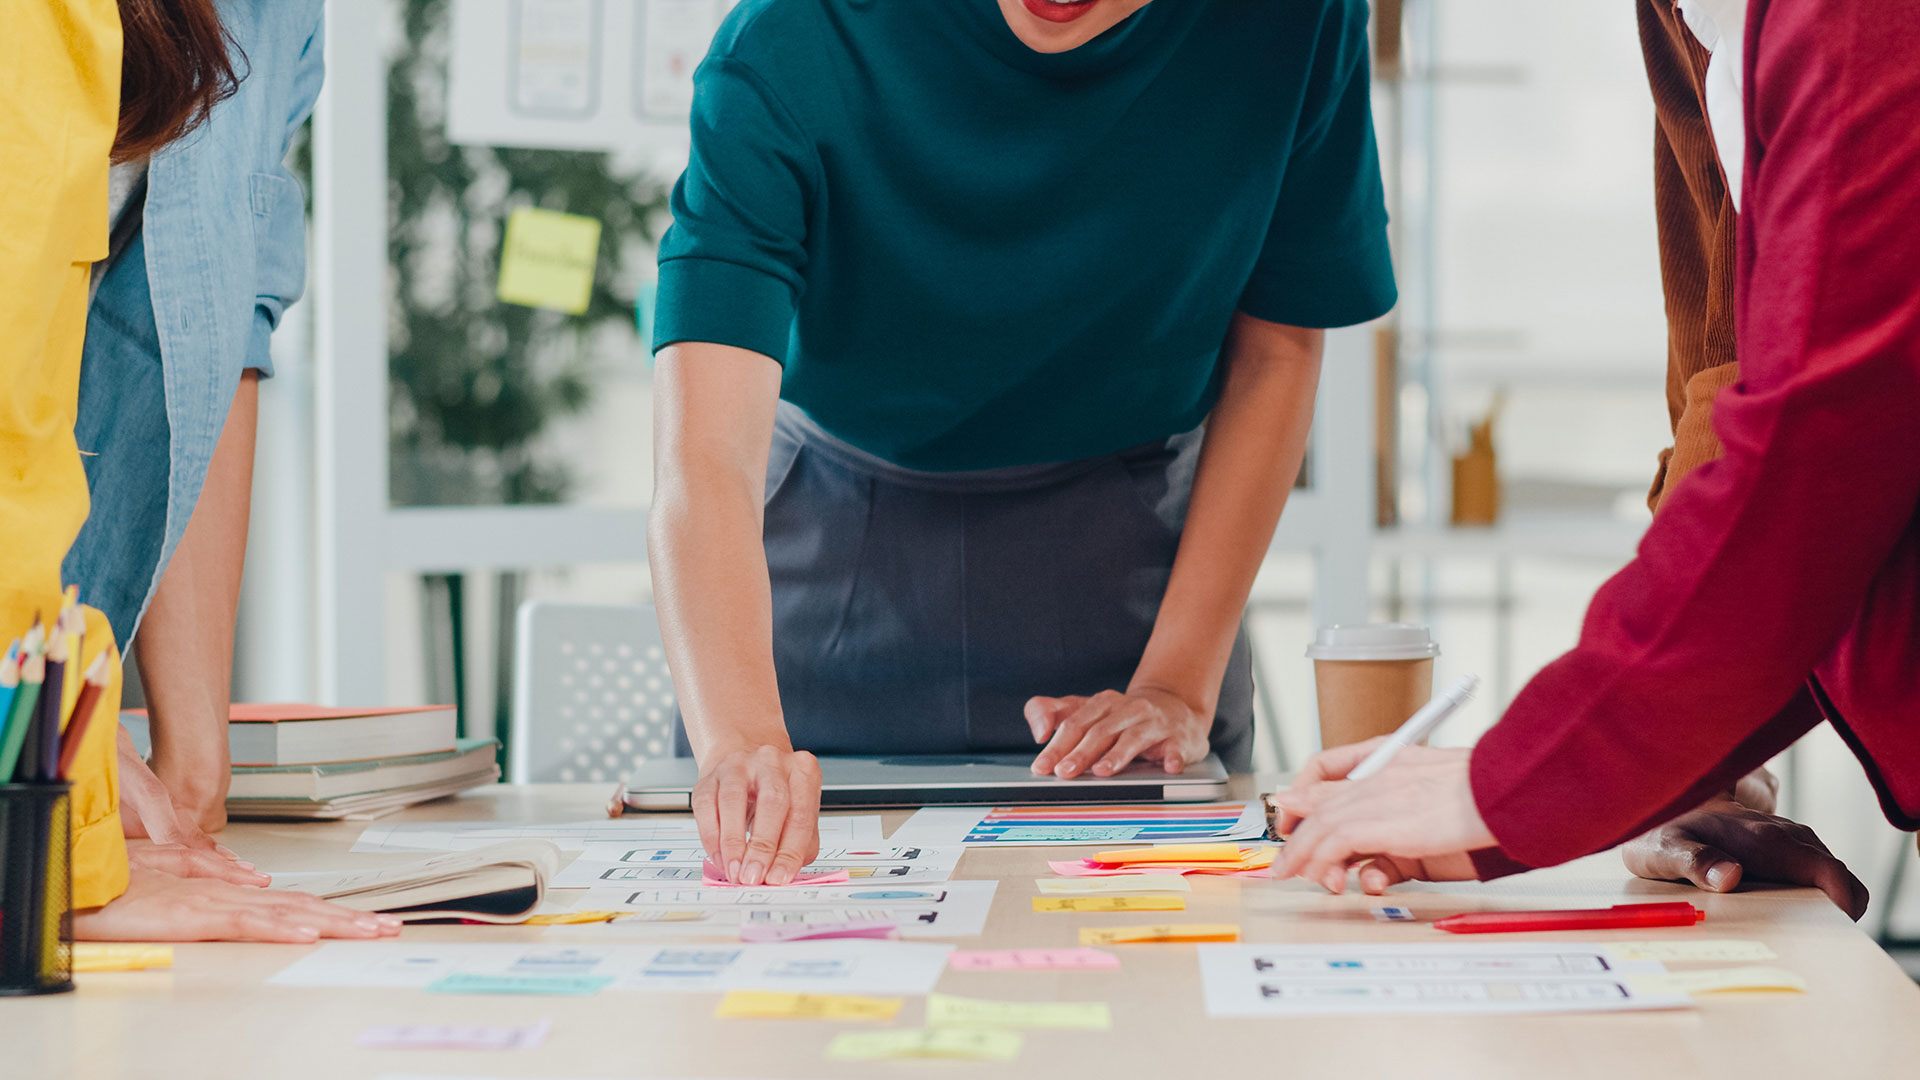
[1306,624,1439,750]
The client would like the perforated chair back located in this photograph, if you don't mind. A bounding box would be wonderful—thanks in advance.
[509,601,680,784]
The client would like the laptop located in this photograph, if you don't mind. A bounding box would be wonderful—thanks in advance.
[619,752,1231,811]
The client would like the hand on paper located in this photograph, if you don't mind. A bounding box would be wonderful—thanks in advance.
[1620,797,1869,920]
[75,867,404,943]
[117,725,256,879]
[1269,738,1489,894]
[1025,687,1209,779]
[693,742,822,885]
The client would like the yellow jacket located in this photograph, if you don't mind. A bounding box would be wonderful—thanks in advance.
[1,0,128,910]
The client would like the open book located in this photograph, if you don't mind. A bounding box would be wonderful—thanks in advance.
[271,839,562,923]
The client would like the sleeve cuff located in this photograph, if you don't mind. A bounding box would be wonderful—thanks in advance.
[652,256,798,364]
[72,805,129,910]
[1469,844,1535,881]
[247,306,277,378]
[1239,238,1398,329]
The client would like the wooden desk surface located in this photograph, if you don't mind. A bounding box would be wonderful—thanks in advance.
[17,783,1920,1079]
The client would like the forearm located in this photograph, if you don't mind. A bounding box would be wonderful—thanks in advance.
[1131,315,1322,712]
[649,345,788,761]
[140,373,259,826]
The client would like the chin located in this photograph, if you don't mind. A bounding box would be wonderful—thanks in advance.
[1001,0,1144,54]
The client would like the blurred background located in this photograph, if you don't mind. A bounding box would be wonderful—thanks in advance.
[215,0,1920,971]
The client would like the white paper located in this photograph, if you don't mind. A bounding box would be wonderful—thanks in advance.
[352,816,880,854]
[552,842,961,888]
[270,940,951,995]
[1197,942,1689,1017]
[359,1018,551,1051]
[510,0,600,117]
[889,803,1265,847]
[272,840,562,899]
[550,880,998,940]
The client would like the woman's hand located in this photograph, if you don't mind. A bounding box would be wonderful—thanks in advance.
[692,742,822,886]
[117,726,253,873]
[75,867,403,943]
[1270,738,1491,894]
[1025,686,1209,779]
[126,838,269,887]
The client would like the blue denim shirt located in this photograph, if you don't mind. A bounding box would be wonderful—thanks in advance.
[66,0,324,645]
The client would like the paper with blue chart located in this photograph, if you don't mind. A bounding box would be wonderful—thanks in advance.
[552,880,998,939]
[889,803,1266,847]
[1196,942,1690,1017]
[550,842,962,888]
[268,940,951,995]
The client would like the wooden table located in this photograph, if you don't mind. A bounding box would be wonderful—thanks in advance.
[17,782,1920,1079]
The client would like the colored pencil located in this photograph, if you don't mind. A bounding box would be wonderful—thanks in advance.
[59,595,83,727]
[55,648,113,781]
[34,617,70,782]
[0,641,19,751]
[0,630,47,783]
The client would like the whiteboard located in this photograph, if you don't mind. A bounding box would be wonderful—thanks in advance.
[447,0,740,168]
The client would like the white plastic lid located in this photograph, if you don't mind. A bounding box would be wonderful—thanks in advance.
[1305,623,1440,662]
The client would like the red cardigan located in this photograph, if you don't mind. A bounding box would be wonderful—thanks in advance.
[1469,0,1920,876]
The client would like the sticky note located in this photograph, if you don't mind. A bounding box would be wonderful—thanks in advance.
[524,910,627,925]
[1094,843,1244,863]
[72,944,173,972]
[999,825,1143,842]
[1626,966,1807,996]
[739,919,898,943]
[827,1028,1023,1062]
[1371,905,1416,922]
[1079,923,1240,945]
[927,993,1112,1030]
[949,948,1120,971]
[700,859,851,887]
[1609,940,1777,963]
[425,973,613,996]
[496,206,601,314]
[716,990,903,1021]
[1038,875,1191,894]
[1033,895,1185,913]
[357,1018,552,1050]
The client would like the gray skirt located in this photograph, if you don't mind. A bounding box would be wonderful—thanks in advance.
[680,401,1254,771]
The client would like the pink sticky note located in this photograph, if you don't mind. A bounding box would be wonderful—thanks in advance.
[357,1018,551,1051]
[1046,860,1187,878]
[700,859,851,887]
[739,918,899,943]
[949,948,1121,971]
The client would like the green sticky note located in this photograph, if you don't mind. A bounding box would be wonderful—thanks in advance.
[497,206,601,314]
[827,1028,1023,1062]
[425,972,612,996]
[926,993,1112,1030]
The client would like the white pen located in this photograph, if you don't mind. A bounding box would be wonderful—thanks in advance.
[1345,675,1481,781]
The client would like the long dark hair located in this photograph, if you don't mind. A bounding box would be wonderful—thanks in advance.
[113,0,246,161]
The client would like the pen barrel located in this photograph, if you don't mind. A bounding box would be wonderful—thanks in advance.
[0,783,74,996]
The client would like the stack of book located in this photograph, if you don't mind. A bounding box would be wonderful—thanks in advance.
[122,704,499,821]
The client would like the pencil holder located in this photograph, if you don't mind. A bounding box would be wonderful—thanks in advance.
[0,783,74,996]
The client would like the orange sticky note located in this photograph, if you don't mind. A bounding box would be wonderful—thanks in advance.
[1079,923,1240,945]
[1094,844,1245,864]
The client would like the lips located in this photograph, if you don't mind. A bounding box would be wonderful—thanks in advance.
[1021,0,1100,24]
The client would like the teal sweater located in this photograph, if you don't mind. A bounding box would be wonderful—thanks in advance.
[654,0,1396,471]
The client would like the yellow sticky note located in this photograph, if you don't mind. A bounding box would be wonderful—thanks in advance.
[926,993,1111,1030]
[1627,966,1807,996]
[72,944,173,972]
[524,910,628,925]
[827,1028,1023,1062]
[1094,843,1244,864]
[1038,875,1191,895]
[1034,895,1185,913]
[497,207,601,314]
[1079,923,1240,945]
[1609,940,1778,963]
[715,991,903,1021]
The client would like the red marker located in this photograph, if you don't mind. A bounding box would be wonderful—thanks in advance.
[1435,902,1704,934]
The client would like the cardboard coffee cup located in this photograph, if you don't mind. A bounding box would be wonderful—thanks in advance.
[1307,624,1439,750]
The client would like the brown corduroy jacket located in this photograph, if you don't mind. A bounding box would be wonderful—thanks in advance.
[1638,0,1740,511]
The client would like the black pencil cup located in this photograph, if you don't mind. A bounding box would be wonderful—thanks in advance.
[0,783,75,996]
